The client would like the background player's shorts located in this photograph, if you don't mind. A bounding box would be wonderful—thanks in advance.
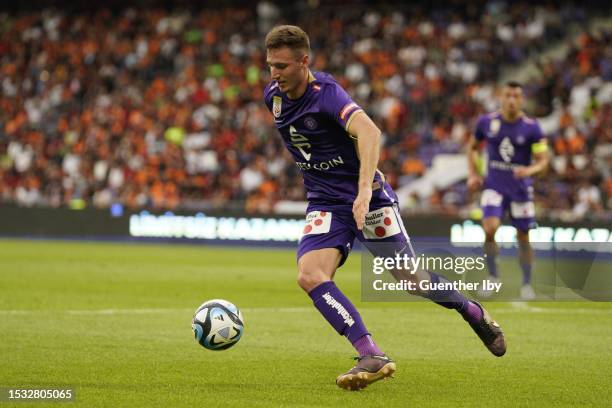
[480,188,537,232]
[297,203,411,267]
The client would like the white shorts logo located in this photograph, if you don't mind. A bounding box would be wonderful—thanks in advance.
[481,189,504,207]
[362,207,401,239]
[302,211,332,236]
[510,201,535,218]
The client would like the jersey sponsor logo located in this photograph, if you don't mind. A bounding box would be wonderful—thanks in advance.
[289,125,311,161]
[499,136,515,162]
[481,189,504,207]
[362,207,401,240]
[489,160,520,171]
[510,201,535,218]
[272,96,282,118]
[295,155,344,171]
[302,211,332,236]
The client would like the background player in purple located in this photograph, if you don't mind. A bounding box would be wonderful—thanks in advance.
[264,25,506,391]
[467,82,550,300]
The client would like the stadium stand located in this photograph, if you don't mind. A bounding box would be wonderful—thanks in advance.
[0,2,610,220]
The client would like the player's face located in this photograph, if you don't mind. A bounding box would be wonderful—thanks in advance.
[500,86,523,116]
[266,47,308,94]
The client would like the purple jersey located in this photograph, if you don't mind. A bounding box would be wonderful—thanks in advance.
[264,71,396,208]
[474,112,544,198]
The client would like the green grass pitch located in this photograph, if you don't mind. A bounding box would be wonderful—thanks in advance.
[1,239,611,407]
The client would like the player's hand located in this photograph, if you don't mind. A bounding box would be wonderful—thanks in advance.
[513,166,531,179]
[467,174,483,191]
[352,187,372,230]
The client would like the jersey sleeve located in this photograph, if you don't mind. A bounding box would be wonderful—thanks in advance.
[474,115,489,141]
[530,120,548,154]
[263,82,277,112]
[320,82,363,130]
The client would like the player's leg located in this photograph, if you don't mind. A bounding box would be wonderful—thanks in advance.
[298,247,383,358]
[478,216,502,298]
[358,205,483,322]
[297,210,395,390]
[516,229,535,299]
[510,198,537,300]
[483,216,501,278]
[483,216,501,280]
[480,189,505,281]
[298,249,394,390]
[359,205,506,357]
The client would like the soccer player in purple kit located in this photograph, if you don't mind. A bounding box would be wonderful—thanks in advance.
[264,25,506,391]
[467,82,549,300]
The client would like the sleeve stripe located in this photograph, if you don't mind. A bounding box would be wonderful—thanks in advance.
[344,109,364,131]
[340,102,359,120]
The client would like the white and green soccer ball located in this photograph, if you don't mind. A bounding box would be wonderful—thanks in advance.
[192,299,244,351]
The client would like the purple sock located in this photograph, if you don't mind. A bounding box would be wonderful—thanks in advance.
[308,281,371,343]
[464,301,483,324]
[423,272,470,310]
[485,251,498,278]
[352,334,383,357]
[423,272,482,323]
[520,262,532,285]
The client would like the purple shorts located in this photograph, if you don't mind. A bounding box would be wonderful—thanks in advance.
[297,203,411,267]
[480,188,537,232]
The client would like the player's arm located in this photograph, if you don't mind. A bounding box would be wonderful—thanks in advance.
[347,111,381,230]
[467,135,483,191]
[514,139,549,178]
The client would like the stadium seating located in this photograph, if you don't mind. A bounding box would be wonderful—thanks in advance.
[0,3,609,221]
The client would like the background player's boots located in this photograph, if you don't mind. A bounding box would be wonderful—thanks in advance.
[520,284,536,300]
[336,355,396,391]
[468,300,506,356]
[477,276,500,298]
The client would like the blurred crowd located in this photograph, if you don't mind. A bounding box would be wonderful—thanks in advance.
[0,1,610,220]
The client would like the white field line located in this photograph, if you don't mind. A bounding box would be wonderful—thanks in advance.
[0,305,610,316]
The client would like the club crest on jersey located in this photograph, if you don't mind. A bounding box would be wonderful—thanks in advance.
[272,96,282,118]
[516,134,526,144]
[489,119,501,136]
[304,116,317,130]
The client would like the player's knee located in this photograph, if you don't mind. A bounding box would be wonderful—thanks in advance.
[296,266,328,293]
[483,226,497,241]
[517,230,530,244]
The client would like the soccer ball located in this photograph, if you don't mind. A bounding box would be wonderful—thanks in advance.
[192,299,244,350]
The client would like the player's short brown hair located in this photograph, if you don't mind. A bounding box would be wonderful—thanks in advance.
[505,80,523,89]
[265,25,310,55]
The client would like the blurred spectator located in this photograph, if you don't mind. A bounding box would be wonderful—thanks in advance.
[0,2,609,221]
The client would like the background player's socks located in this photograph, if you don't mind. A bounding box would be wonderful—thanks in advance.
[352,334,383,357]
[484,245,498,278]
[308,281,371,343]
[520,262,532,285]
[424,272,482,323]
